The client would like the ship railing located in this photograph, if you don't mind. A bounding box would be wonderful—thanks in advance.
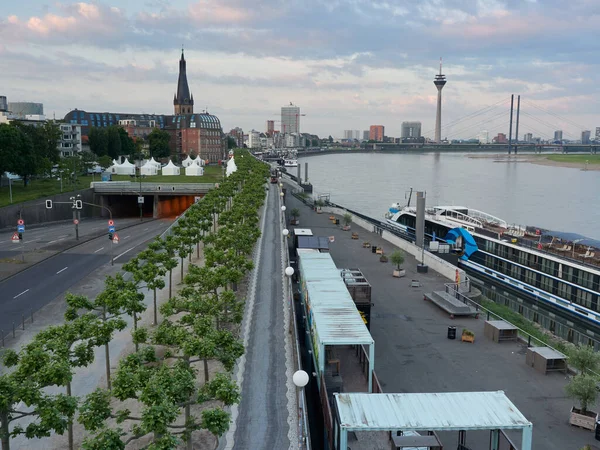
[465,208,508,228]
[443,209,483,228]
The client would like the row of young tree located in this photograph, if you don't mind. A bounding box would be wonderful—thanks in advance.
[0,150,270,450]
[0,121,62,185]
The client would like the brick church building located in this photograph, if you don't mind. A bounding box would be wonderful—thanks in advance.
[64,50,225,163]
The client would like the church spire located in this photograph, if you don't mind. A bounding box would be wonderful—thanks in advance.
[174,47,193,115]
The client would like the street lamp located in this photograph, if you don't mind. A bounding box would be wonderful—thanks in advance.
[283,229,289,237]
[285,266,294,277]
[281,206,286,212]
[292,370,309,388]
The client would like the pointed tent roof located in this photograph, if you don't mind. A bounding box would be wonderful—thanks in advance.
[120,158,135,167]
[149,157,161,167]
[174,50,193,106]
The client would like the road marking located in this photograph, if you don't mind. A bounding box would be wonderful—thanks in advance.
[114,247,135,260]
[94,247,105,253]
[143,228,149,231]
[13,289,29,299]
[48,239,57,244]
[56,267,68,274]
[58,234,69,238]
[124,235,130,239]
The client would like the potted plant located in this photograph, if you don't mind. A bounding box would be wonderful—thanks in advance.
[315,199,324,213]
[362,241,371,248]
[567,346,600,430]
[342,213,352,231]
[461,329,475,343]
[289,208,300,225]
[379,251,388,263]
[390,250,406,278]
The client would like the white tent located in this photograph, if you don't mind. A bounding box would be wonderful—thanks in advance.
[185,160,204,176]
[162,160,180,176]
[226,157,238,177]
[140,159,158,176]
[116,158,136,175]
[149,157,161,169]
[182,155,194,168]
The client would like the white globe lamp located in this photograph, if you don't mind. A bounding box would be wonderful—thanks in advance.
[285,266,294,277]
[281,206,287,211]
[280,192,284,197]
[283,229,289,237]
[293,370,309,388]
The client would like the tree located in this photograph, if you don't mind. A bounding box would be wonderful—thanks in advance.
[117,127,135,157]
[148,128,171,158]
[226,136,236,149]
[566,374,598,414]
[390,250,405,270]
[4,123,35,186]
[38,121,61,163]
[123,251,166,326]
[569,345,600,375]
[88,127,108,156]
[0,123,24,176]
[98,155,113,171]
[107,126,122,159]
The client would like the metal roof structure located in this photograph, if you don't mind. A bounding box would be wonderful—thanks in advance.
[298,251,373,346]
[335,391,532,431]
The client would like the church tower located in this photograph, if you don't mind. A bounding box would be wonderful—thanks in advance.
[174,49,194,115]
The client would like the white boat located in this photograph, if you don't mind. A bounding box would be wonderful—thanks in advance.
[284,159,298,167]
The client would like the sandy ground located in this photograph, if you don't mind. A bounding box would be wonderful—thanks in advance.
[467,153,600,171]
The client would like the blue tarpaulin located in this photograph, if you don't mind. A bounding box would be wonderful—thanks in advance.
[444,227,479,260]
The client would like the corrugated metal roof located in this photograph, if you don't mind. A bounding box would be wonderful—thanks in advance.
[336,392,532,431]
[298,251,373,345]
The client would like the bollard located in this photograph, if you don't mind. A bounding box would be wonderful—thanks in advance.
[487,311,490,320]
[528,335,531,347]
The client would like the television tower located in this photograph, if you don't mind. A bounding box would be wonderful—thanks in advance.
[434,57,447,143]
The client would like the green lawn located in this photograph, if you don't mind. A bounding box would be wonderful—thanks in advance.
[0,166,225,208]
[546,154,600,164]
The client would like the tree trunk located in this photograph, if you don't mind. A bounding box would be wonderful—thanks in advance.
[0,410,11,450]
[203,359,210,382]
[153,288,158,325]
[67,381,74,450]
[180,257,184,282]
[197,242,200,259]
[133,314,139,353]
[103,307,111,391]
[169,269,173,300]
[186,403,192,450]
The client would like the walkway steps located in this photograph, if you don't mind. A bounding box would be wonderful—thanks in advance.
[424,290,478,317]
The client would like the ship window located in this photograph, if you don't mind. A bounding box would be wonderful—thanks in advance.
[540,258,555,276]
[576,289,593,309]
[557,282,571,301]
[525,269,536,286]
[540,275,553,292]
[510,264,521,280]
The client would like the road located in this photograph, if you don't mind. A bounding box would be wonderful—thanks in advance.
[228,184,292,450]
[0,218,172,336]
[0,217,145,260]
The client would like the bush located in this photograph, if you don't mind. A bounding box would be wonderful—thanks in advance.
[390,250,405,270]
[343,213,352,226]
[566,374,598,414]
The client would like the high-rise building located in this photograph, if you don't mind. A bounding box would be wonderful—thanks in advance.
[8,102,43,118]
[363,130,369,141]
[433,58,447,143]
[0,96,7,112]
[281,103,300,134]
[266,120,275,136]
[554,130,563,142]
[524,133,533,143]
[493,133,507,144]
[582,130,591,144]
[401,122,422,139]
[595,127,600,140]
[369,125,384,142]
[343,130,360,140]
[343,130,353,140]
[477,130,489,144]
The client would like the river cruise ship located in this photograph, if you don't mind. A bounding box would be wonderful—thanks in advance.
[385,204,600,334]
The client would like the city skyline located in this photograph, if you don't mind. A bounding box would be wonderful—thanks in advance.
[1,0,598,139]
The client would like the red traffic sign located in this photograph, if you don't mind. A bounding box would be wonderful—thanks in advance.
[17,219,24,226]
[108,220,114,226]
[112,233,119,243]
[12,232,20,242]
[73,219,79,225]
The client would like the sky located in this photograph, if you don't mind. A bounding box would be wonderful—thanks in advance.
[1,0,599,141]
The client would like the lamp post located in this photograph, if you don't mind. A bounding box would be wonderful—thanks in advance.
[8,177,12,203]
[292,370,309,449]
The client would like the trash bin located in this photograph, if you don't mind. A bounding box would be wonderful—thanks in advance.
[335,219,340,225]
[371,245,377,254]
[595,420,600,441]
[447,326,456,340]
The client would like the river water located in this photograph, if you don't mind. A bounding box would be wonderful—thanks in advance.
[297,152,600,240]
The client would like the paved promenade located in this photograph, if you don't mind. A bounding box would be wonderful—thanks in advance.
[285,189,596,450]
[224,184,294,450]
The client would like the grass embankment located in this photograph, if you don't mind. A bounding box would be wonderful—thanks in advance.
[480,298,576,359]
[0,166,224,207]
[546,154,600,165]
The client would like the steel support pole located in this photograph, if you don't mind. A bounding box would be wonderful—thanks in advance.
[514,95,520,155]
[508,94,514,155]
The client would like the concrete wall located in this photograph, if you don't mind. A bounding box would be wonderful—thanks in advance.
[0,188,99,230]
[321,205,466,282]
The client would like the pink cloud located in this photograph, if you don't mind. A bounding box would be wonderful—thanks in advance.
[189,1,252,23]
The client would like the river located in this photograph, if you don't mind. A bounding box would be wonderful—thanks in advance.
[297,152,600,240]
